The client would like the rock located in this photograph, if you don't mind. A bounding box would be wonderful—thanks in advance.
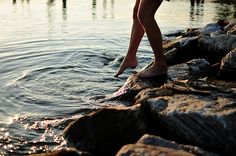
[116,134,218,156]
[62,20,236,156]
[163,20,236,67]
[182,28,201,37]
[116,144,195,156]
[136,79,236,155]
[107,59,210,102]
[136,134,219,156]
[106,73,167,102]
[30,148,91,156]
[164,37,200,66]
[226,23,236,35]
[168,59,211,81]
[64,105,149,156]
[199,22,222,36]
[134,78,214,105]
[218,48,236,81]
[197,34,236,63]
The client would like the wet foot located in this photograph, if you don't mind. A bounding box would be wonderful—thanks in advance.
[114,57,138,78]
[137,63,167,78]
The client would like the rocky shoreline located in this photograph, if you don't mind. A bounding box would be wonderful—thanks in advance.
[31,19,236,156]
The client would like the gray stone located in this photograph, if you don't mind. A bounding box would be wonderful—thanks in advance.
[198,34,236,63]
[168,59,210,81]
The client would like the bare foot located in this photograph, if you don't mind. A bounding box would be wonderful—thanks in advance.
[137,63,167,78]
[114,57,138,78]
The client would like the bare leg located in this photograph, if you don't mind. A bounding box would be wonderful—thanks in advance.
[137,0,167,77]
[114,0,145,78]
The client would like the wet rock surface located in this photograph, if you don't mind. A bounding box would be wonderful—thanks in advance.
[63,20,236,156]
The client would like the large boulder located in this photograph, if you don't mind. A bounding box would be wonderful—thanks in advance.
[135,78,236,155]
[63,105,149,156]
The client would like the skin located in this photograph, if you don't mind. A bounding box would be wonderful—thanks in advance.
[114,0,167,78]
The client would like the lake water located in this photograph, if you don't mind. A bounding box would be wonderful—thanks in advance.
[0,0,235,155]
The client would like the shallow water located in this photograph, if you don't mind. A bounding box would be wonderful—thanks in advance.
[0,0,235,155]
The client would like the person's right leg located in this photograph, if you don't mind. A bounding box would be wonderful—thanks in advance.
[114,0,145,78]
[136,0,167,77]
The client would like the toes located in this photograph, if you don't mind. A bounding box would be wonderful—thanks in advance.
[114,73,119,78]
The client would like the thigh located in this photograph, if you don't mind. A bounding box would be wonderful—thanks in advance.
[133,0,141,17]
[138,0,163,16]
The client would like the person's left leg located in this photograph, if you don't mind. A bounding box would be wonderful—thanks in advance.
[137,0,167,77]
[114,0,144,78]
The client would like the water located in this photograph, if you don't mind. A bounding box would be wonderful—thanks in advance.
[0,0,235,155]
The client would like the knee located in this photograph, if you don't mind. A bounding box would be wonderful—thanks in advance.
[132,6,139,20]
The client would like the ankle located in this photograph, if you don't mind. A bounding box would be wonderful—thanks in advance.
[153,60,167,68]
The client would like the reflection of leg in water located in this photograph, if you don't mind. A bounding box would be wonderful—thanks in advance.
[63,0,67,8]
[189,0,204,24]
[190,0,204,6]
[190,0,195,6]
